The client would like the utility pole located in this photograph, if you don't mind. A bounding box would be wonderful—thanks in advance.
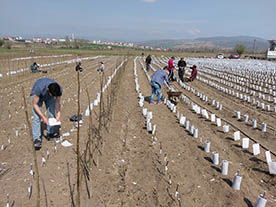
[252,39,256,55]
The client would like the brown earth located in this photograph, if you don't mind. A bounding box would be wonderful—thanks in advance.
[0,55,275,207]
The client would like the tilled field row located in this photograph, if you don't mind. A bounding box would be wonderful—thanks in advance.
[138,57,275,206]
[151,57,276,154]
[0,56,126,206]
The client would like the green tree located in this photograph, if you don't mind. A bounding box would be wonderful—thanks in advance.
[234,44,247,56]
[0,40,5,47]
[4,42,12,49]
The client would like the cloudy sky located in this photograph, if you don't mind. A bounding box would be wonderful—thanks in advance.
[1,0,275,41]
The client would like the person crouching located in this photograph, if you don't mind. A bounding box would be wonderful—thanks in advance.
[190,65,198,81]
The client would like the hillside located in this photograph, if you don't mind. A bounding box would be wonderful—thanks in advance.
[138,36,270,51]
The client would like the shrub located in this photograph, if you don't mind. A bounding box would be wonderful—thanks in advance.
[0,40,5,47]
[234,44,247,56]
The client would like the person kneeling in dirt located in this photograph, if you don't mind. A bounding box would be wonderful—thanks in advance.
[189,65,198,82]
[30,62,41,73]
[177,57,186,82]
[150,66,170,105]
[75,61,83,72]
[97,62,104,72]
[30,78,62,150]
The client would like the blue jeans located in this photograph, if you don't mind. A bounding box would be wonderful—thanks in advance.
[31,96,56,142]
[150,81,161,103]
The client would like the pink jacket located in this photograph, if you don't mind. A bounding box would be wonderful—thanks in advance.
[191,68,197,79]
[168,59,174,71]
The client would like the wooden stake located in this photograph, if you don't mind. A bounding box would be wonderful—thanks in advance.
[22,87,40,207]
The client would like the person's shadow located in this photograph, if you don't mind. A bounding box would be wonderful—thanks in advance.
[145,96,151,103]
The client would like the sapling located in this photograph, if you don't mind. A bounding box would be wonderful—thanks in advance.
[6,194,9,207]
[28,184,33,199]
[54,143,57,153]
[46,148,50,159]
[22,87,40,207]
[165,161,169,172]
[30,163,34,177]
[164,154,168,162]
[168,175,172,185]
[175,184,179,198]
[41,154,46,167]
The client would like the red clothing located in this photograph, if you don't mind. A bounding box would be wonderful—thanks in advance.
[168,59,175,71]
[191,68,197,79]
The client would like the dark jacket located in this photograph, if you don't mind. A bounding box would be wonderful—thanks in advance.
[146,56,152,64]
[178,60,186,68]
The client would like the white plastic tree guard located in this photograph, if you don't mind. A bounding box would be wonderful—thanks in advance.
[234,131,241,141]
[221,160,229,175]
[212,151,219,165]
[242,138,250,149]
[232,172,242,190]
[204,141,211,153]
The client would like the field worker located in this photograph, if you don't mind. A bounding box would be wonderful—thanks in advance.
[168,56,175,81]
[177,57,187,82]
[150,66,170,104]
[30,62,41,73]
[75,61,83,72]
[30,78,62,150]
[145,55,152,71]
[190,65,198,81]
[97,62,104,72]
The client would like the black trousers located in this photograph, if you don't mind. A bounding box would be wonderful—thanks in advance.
[168,70,174,81]
[178,69,184,81]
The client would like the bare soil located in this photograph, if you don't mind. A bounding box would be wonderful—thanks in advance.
[0,55,275,207]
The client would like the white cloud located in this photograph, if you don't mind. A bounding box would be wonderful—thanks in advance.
[142,0,157,3]
[187,29,201,35]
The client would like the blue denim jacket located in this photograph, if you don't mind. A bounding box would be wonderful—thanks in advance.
[151,70,170,88]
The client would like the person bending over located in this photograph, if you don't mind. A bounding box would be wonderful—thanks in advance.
[30,78,62,150]
[150,66,170,104]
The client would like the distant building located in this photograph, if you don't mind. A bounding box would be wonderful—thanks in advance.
[58,38,66,42]
[25,40,33,43]
[33,37,43,43]
[15,36,22,40]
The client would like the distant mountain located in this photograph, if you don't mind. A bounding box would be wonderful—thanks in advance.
[138,36,270,51]
[195,36,269,51]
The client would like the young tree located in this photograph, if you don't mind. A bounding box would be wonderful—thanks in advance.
[234,44,247,56]
[0,40,5,47]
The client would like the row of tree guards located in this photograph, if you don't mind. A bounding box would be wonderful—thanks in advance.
[137,56,274,207]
